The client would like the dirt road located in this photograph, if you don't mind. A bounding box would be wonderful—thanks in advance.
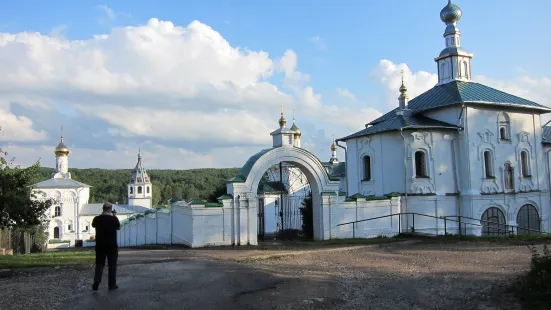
[1,240,531,309]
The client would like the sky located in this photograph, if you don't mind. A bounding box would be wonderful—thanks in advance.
[0,0,550,170]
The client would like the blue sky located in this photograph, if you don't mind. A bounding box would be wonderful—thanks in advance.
[1,0,549,102]
[1,0,550,169]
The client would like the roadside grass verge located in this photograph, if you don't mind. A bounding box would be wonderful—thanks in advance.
[0,248,95,269]
[426,233,551,244]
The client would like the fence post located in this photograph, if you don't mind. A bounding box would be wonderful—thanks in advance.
[412,214,415,233]
[444,217,447,235]
[398,214,401,235]
[352,222,355,238]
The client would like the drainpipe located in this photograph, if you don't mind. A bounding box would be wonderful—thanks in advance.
[400,127,407,233]
[451,104,465,233]
[336,140,348,196]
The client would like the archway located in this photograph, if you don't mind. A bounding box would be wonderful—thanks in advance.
[517,204,540,235]
[481,207,506,236]
[258,161,312,241]
[228,147,339,244]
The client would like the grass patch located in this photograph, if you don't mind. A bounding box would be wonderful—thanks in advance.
[511,245,551,309]
[428,233,551,244]
[0,248,95,269]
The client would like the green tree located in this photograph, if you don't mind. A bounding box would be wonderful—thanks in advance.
[0,148,53,229]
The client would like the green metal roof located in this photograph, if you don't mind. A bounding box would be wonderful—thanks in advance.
[407,81,550,113]
[368,81,551,127]
[216,194,233,200]
[229,148,274,183]
[257,181,288,194]
[190,199,206,205]
[205,202,223,208]
[339,113,459,141]
[325,162,346,178]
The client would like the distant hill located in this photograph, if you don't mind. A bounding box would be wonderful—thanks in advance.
[35,167,240,204]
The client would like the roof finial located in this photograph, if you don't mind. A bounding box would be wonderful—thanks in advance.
[278,103,287,127]
[399,69,407,94]
[292,108,295,121]
[60,125,64,142]
[138,145,141,159]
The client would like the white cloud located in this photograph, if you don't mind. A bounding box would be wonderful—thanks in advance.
[337,88,356,101]
[97,5,116,20]
[309,36,325,50]
[0,18,375,169]
[0,109,47,142]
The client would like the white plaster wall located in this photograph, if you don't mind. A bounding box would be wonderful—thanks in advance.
[404,196,459,235]
[145,215,156,244]
[328,197,401,239]
[345,130,458,198]
[172,206,192,245]
[462,107,545,196]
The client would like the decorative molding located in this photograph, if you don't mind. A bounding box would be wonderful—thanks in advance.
[477,129,496,160]
[516,131,534,160]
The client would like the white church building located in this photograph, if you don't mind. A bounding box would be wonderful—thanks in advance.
[336,0,551,236]
[32,132,152,248]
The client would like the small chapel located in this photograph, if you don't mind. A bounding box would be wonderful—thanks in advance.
[336,0,551,236]
[32,131,153,247]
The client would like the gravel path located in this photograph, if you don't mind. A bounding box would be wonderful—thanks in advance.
[0,241,532,309]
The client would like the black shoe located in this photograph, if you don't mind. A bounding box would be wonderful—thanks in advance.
[109,285,118,291]
[92,282,99,291]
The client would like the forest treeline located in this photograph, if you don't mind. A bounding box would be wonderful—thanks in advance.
[34,167,240,205]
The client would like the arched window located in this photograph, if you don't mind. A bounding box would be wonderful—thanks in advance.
[517,204,540,235]
[484,151,493,178]
[54,206,61,217]
[498,113,510,141]
[129,187,133,194]
[363,156,371,181]
[462,61,468,79]
[147,186,150,194]
[414,151,427,178]
[481,207,506,236]
[53,227,60,239]
[499,127,506,140]
[138,186,142,194]
[520,151,530,177]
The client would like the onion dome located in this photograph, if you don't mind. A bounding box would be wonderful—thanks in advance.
[279,114,287,127]
[330,142,337,152]
[440,0,462,25]
[290,120,301,136]
[54,129,69,156]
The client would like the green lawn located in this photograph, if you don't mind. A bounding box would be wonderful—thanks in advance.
[0,249,95,269]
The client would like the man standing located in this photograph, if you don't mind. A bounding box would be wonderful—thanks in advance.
[91,202,120,291]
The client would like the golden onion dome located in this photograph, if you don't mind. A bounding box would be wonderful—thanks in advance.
[331,142,337,152]
[290,121,301,135]
[54,139,69,156]
[279,114,287,127]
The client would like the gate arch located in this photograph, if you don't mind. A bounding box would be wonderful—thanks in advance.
[228,146,339,243]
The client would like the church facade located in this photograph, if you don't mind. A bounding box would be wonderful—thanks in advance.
[32,133,153,247]
[337,0,551,236]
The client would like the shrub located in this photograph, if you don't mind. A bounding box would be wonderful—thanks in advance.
[512,245,551,308]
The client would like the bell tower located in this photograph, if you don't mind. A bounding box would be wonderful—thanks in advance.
[127,148,153,209]
[52,126,71,179]
[435,0,473,85]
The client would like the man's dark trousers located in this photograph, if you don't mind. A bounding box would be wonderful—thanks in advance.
[94,246,118,287]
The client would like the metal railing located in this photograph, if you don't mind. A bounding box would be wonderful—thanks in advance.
[334,212,549,238]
